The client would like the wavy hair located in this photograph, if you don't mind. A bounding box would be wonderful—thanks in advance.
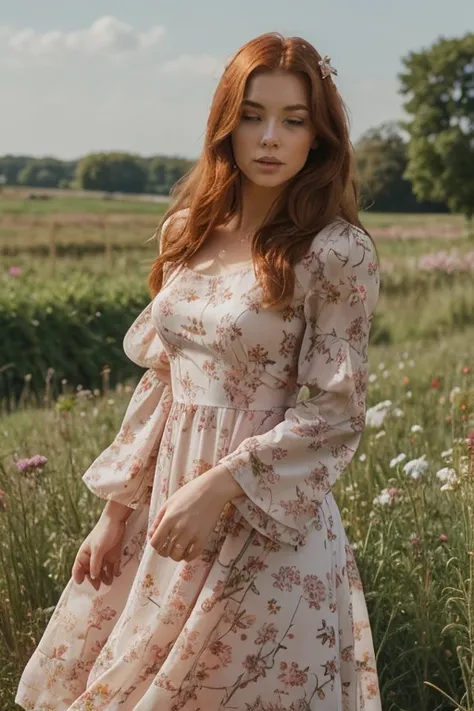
[148,32,377,309]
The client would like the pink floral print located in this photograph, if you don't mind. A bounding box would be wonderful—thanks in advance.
[16,217,381,710]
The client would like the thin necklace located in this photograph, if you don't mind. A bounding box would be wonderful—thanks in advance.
[217,232,251,261]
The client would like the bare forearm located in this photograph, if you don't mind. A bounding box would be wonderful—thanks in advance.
[101,499,134,523]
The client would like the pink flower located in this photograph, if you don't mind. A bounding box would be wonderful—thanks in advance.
[15,454,48,473]
[8,266,22,277]
[439,534,448,542]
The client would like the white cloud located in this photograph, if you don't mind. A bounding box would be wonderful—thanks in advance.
[160,53,224,78]
[0,16,165,58]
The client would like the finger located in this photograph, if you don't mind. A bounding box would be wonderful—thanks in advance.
[86,572,101,591]
[89,548,104,580]
[148,506,167,540]
[72,549,91,584]
[182,539,199,563]
[169,539,190,562]
[101,562,114,587]
[149,519,174,556]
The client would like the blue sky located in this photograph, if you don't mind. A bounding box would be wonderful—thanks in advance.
[1,0,471,160]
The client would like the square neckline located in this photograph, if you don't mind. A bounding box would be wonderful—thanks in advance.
[180,261,255,279]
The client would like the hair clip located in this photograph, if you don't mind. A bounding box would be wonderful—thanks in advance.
[318,55,338,80]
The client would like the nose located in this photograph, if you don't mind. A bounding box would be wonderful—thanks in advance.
[260,120,280,148]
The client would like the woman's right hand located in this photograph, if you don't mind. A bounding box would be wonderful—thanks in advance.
[72,516,127,591]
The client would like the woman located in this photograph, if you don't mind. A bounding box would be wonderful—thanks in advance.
[16,32,382,710]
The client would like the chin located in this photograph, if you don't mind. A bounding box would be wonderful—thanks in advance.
[245,170,290,189]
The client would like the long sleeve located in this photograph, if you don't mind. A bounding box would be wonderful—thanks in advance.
[217,224,380,547]
[81,249,175,509]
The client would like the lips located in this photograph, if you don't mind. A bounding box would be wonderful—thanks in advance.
[255,157,284,165]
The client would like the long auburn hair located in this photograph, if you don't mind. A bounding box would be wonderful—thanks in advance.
[148,32,376,309]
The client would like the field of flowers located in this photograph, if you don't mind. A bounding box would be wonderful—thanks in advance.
[1,194,474,710]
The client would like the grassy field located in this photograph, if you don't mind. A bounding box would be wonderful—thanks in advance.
[1,190,474,710]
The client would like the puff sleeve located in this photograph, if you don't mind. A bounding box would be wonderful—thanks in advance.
[81,241,175,509]
[217,224,380,547]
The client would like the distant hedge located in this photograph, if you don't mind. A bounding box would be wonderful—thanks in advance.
[0,276,150,409]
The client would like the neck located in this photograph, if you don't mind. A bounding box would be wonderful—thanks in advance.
[234,175,286,233]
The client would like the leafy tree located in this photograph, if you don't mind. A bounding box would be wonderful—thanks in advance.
[76,152,148,193]
[399,32,474,232]
[355,122,448,212]
[18,158,71,188]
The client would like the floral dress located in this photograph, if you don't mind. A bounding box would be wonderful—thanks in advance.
[16,217,382,711]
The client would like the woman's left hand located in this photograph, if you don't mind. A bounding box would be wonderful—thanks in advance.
[147,465,244,563]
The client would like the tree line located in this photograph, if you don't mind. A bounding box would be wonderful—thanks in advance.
[1,32,472,220]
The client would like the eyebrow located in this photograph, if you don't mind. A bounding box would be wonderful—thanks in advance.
[242,99,309,112]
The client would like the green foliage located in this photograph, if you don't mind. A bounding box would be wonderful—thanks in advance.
[0,274,151,409]
[75,152,148,194]
[355,122,448,213]
[17,157,74,188]
[399,32,474,224]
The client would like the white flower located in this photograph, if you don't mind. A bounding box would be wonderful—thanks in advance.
[436,467,457,483]
[398,362,405,370]
[449,386,462,403]
[378,362,385,371]
[437,466,458,491]
[382,370,390,378]
[440,448,453,459]
[408,359,415,367]
[373,489,392,506]
[393,408,404,418]
[373,487,399,506]
[406,391,412,399]
[411,425,423,433]
[359,453,367,462]
[375,430,386,439]
[403,454,429,480]
[368,373,378,383]
[390,453,407,468]
[365,400,392,428]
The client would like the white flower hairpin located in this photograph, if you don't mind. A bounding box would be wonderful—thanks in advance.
[318,55,338,80]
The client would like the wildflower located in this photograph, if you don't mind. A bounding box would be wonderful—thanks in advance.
[465,430,474,452]
[8,266,22,277]
[390,453,406,468]
[393,408,404,418]
[449,386,462,403]
[462,367,470,375]
[410,534,421,547]
[403,455,428,480]
[402,377,410,385]
[439,534,448,543]
[365,400,392,429]
[373,487,400,506]
[15,454,48,474]
[431,378,440,389]
[406,391,412,399]
[375,430,386,440]
[359,454,367,462]
[436,467,458,491]
[440,448,453,460]
[368,374,377,384]
[410,425,423,433]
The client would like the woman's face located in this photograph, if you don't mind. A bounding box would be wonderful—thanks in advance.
[231,69,317,189]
